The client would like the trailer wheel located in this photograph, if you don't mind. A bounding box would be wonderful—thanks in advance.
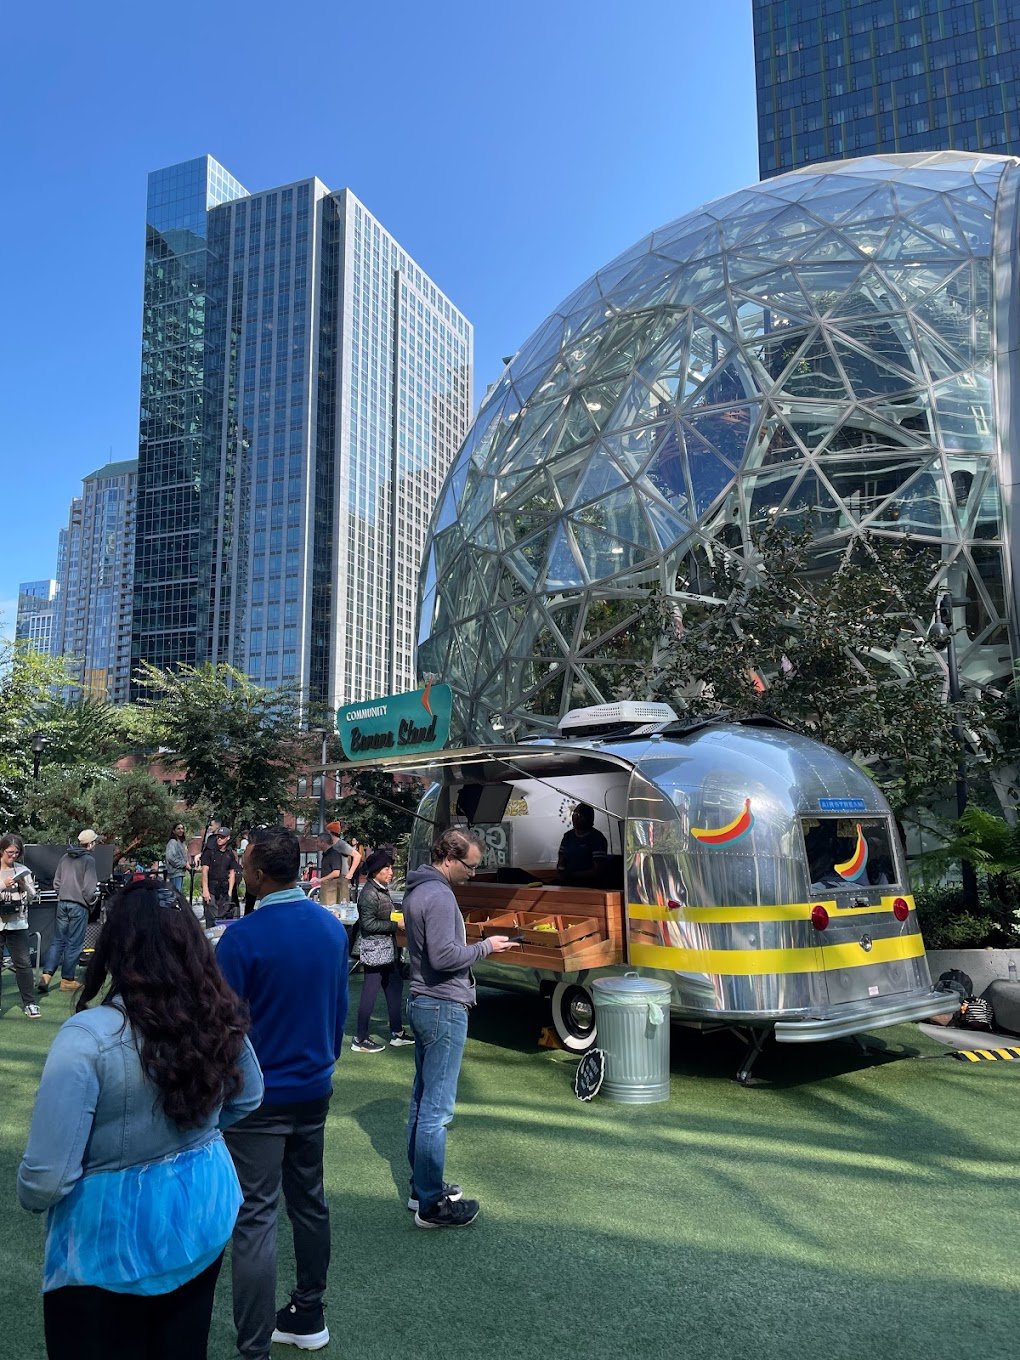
[552,981,597,1052]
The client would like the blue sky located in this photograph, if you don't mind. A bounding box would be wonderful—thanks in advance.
[0,0,758,627]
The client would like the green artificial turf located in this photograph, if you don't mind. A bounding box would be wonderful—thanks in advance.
[2,977,1019,1360]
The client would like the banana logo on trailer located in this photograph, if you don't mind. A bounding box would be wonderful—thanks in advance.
[835,823,868,881]
[691,797,754,846]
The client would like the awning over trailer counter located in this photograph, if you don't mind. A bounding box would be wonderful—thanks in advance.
[339,743,638,785]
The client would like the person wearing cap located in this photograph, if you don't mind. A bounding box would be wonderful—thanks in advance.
[351,850,414,1053]
[200,828,239,928]
[40,830,100,993]
[319,821,361,908]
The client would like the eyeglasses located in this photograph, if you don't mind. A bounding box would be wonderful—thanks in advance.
[446,858,479,874]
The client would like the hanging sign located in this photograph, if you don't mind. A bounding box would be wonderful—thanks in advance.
[337,681,452,762]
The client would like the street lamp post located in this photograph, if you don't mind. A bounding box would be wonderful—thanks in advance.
[318,731,328,835]
[928,592,979,910]
[30,731,48,785]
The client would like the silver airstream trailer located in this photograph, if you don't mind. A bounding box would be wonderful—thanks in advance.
[391,703,952,1080]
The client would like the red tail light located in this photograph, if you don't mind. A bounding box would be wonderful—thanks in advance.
[667,899,682,912]
[810,904,829,931]
[892,897,910,922]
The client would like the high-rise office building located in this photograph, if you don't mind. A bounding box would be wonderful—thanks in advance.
[55,460,138,703]
[133,157,248,683]
[132,156,473,709]
[754,0,1020,178]
[15,580,59,655]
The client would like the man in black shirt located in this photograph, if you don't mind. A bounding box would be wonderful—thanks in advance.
[557,804,608,885]
[200,827,238,926]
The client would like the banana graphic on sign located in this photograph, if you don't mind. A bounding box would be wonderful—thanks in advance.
[692,798,754,845]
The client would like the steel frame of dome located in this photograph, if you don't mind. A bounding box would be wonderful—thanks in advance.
[417,152,1020,744]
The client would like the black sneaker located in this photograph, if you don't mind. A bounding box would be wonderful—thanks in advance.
[414,1195,479,1229]
[350,1037,385,1053]
[271,1299,329,1350]
[407,1181,463,1212]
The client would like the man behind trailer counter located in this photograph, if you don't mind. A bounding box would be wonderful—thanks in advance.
[402,828,519,1228]
[556,803,608,885]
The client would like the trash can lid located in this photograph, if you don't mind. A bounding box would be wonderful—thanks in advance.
[592,975,671,1000]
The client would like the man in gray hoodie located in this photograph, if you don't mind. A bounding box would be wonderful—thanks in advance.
[403,828,518,1229]
[40,830,99,993]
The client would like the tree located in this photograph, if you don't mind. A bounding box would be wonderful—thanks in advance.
[93,768,179,867]
[137,662,306,831]
[20,766,110,845]
[32,696,155,768]
[330,767,424,849]
[0,641,72,825]
[21,765,177,867]
[636,528,988,812]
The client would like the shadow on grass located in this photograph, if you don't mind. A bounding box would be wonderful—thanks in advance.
[469,978,931,1090]
[348,1095,410,1201]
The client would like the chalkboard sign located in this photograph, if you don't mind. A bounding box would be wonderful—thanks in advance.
[573,1049,606,1102]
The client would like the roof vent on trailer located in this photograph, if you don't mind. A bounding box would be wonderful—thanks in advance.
[557,701,679,740]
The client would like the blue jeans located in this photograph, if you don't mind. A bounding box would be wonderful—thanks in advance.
[42,901,89,980]
[169,873,185,895]
[406,995,468,1213]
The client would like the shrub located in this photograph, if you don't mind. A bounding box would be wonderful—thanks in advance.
[914,883,1020,950]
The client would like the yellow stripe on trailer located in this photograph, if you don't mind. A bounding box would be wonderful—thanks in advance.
[628,933,925,977]
[628,895,915,925]
[953,1047,1020,1062]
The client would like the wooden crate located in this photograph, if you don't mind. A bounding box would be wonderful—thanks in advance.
[463,908,508,941]
[480,911,600,949]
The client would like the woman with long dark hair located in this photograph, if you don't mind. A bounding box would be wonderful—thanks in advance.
[18,875,264,1360]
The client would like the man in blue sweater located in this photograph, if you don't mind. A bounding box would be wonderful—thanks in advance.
[218,825,348,1358]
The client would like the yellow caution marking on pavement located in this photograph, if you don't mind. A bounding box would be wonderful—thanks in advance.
[953,1047,1020,1062]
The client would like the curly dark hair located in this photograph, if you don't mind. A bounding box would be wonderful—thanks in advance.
[77,876,250,1128]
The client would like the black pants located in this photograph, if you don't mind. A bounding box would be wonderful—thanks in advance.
[1,926,35,1009]
[203,889,235,928]
[224,1096,331,1360]
[43,1252,223,1360]
[356,961,404,1039]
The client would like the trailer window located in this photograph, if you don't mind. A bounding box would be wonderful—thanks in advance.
[801,817,899,892]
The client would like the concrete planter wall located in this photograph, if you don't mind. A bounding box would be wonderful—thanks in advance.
[926,948,1020,996]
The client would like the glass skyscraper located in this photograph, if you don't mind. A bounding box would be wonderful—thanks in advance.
[15,580,58,655]
[133,157,248,686]
[133,158,472,710]
[55,460,138,703]
[754,0,1020,178]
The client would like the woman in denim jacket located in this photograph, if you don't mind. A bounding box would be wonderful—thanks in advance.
[18,875,264,1360]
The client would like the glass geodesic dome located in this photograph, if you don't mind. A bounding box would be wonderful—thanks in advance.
[418,152,1018,742]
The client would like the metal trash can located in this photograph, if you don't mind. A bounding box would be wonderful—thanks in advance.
[591,974,671,1104]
